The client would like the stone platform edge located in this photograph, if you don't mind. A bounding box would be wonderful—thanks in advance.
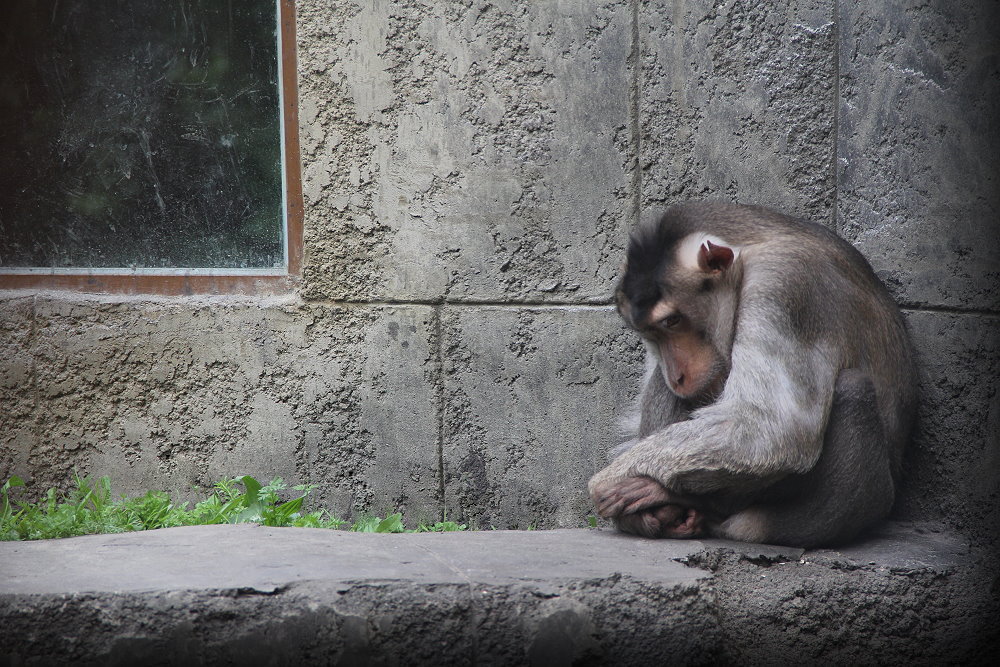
[0,523,995,666]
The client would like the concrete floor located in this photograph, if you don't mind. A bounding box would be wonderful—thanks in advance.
[0,524,995,665]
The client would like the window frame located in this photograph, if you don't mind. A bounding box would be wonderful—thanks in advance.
[0,0,303,296]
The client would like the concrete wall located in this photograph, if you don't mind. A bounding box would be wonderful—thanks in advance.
[1,1,997,544]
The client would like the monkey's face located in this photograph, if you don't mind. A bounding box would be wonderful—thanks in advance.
[618,289,728,400]
[616,231,740,401]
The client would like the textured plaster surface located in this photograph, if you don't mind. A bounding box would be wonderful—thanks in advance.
[899,310,1000,549]
[0,524,995,665]
[0,293,642,530]
[639,0,837,224]
[297,0,634,302]
[440,306,643,529]
[838,0,1000,310]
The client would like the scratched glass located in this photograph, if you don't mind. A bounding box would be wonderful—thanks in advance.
[0,0,283,269]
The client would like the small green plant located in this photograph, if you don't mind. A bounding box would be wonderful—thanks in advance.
[1,475,27,540]
[351,513,406,533]
[417,519,467,532]
[0,474,464,541]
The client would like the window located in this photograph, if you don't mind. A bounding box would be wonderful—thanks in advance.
[0,0,302,294]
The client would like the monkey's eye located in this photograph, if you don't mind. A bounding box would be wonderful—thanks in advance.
[658,313,683,329]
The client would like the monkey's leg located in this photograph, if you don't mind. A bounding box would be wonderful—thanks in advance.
[714,369,895,548]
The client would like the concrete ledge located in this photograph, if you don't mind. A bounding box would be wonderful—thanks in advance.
[0,524,995,665]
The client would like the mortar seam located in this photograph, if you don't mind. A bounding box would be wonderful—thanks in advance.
[832,0,841,235]
[630,0,641,227]
[432,304,446,523]
[304,299,617,309]
[899,304,1000,318]
[295,300,999,317]
[17,294,993,316]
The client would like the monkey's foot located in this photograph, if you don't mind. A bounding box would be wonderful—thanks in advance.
[616,504,705,539]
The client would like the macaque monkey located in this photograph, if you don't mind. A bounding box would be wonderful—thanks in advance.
[590,203,917,548]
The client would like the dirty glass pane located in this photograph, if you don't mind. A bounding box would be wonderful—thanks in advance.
[0,0,283,270]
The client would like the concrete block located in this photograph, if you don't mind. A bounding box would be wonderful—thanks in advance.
[639,0,836,224]
[296,1,634,302]
[898,310,1000,548]
[21,296,309,495]
[334,304,441,522]
[837,0,1000,310]
[702,524,995,664]
[440,306,644,529]
[0,296,440,524]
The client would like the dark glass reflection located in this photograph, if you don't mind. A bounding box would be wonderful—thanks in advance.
[0,0,283,269]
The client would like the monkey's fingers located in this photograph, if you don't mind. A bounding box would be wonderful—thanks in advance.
[592,477,667,518]
[620,480,673,515]
[594,490,629,518]
[592,483,632,518]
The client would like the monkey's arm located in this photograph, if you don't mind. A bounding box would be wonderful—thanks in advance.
[591,320,839,501]
[611,353,694,459]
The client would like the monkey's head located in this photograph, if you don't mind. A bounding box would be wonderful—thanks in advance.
[616,218,742,400]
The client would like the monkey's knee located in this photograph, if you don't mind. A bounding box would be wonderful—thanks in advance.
[714,508,769,544]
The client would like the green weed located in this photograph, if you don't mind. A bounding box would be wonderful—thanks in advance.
[0,474,464,541]
[351,513,405,533]
[416,519,467,532]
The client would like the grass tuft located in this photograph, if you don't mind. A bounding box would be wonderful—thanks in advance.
[1,474,465,541]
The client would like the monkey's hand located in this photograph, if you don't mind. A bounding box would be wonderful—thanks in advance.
[590,475,673,519]
[590,475,705,539]
[588,453,645,509]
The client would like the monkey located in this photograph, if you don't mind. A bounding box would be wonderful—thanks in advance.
[589,202,917,548]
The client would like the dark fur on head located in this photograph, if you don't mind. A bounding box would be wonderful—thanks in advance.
[618,213,699,328]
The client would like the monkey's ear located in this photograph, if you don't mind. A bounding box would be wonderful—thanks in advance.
[697,240,735,274]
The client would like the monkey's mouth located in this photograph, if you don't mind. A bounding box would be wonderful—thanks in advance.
[669,384,709,400]
[661,368,701,399]
[662,366,728,403]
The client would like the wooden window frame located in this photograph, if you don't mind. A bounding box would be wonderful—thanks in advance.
[0,0,303,296]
